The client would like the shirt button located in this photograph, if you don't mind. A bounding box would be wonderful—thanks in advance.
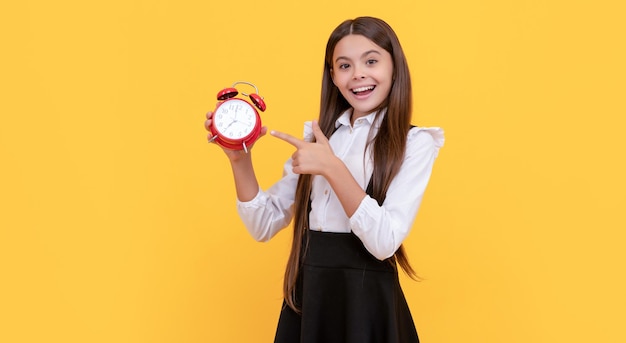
[324,189,329,195]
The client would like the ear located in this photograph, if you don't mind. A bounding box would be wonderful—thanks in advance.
[330,68,337,86]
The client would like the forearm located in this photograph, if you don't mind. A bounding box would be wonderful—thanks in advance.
[229,154,260,202]
[323,157,367,218]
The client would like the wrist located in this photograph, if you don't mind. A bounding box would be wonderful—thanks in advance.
[324,155,344,178]
[228,150,253,164]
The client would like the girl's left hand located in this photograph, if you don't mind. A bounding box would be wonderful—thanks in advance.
[270,120,337,176]
[205,110,267,162]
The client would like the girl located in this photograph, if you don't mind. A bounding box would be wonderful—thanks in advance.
[205,16,444,343]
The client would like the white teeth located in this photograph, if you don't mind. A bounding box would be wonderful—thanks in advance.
[352,86,374,93]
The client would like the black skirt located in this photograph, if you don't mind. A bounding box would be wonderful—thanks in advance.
[274,230,419,343]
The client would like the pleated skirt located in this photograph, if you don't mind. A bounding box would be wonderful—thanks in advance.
[274,230,419,343]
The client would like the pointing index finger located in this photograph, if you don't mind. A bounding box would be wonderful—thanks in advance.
[270,130,304,148]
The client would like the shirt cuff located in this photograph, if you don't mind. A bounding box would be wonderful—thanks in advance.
[349,196,401,260]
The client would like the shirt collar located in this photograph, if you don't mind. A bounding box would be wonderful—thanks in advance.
[334,108,382,128]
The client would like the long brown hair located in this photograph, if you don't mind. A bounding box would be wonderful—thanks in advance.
[283,17,418,313]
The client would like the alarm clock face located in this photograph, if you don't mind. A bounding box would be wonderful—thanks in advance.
[213,99,258,140]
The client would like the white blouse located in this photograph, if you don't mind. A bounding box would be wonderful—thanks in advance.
[236,109,444,260]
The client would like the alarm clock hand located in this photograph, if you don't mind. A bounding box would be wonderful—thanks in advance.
[223,119,237,131]
[223,111,241,130]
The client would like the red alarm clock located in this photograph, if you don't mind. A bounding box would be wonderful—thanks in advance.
[209,81,266,153]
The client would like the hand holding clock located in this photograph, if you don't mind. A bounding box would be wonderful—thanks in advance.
[206,81,266,153]
[205,109,268,161]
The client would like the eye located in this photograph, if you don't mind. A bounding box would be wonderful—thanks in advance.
[338,63,350,70]
[366,59,378,65]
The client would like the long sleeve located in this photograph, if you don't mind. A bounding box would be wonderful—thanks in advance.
[349,127,444,259]
[236,158,299,242]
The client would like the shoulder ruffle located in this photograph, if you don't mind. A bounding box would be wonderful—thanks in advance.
[408,126,445,155]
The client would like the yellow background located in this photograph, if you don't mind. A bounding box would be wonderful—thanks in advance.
[1,1,624,342]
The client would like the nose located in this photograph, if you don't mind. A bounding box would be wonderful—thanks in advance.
[352,65,365,80]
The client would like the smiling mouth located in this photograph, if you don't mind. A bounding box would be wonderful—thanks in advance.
[351,85,375,95]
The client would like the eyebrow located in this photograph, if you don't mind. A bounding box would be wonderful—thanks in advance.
[334,49,382,63]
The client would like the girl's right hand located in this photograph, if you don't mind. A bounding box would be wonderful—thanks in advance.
[204,110,267,162]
